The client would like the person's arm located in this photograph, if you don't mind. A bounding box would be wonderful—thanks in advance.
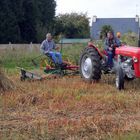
[52,41,60,51]
[40,41,47,54]
[104,39,109,51]
[52,41,57,50]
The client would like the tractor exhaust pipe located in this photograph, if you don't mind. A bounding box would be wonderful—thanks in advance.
[138,16,140,47]
[138,39,140,47]
[138,29,140,47]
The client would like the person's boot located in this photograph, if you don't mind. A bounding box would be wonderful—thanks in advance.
[60,63,67,69]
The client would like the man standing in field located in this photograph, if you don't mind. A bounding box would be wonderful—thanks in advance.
[40,33,63,66]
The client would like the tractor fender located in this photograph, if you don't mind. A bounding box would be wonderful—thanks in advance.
[88,42,103,59]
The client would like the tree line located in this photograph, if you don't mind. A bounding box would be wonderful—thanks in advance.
[0,0,90,44]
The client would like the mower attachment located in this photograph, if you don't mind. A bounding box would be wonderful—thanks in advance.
[18,67,42,81]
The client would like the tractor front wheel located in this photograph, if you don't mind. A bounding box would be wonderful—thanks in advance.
[115,66,124,90]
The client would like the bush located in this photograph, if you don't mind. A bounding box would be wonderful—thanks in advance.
[54,13,90,38]
[121,32,138,46]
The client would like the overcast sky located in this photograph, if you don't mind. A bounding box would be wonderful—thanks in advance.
[56,0,140,22]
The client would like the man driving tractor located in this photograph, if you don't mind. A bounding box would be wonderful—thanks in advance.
[104,31,121,69]
[40,33,65,67]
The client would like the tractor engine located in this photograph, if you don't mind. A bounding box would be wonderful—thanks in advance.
[121,57,135,79]
[116,46,140,79]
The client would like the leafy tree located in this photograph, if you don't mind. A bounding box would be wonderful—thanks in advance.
[0,0,21,43]
[18,0,38,43]
[36,0,56,42]
[38,0,56,26]
[54,13,90,38]
[0,0,56,43]
[100,25,113,39]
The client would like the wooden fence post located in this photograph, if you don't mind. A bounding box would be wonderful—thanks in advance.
[9,42,13,50]
[29,42,33,52]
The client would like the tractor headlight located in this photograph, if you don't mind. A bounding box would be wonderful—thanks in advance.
[133,57,138,63]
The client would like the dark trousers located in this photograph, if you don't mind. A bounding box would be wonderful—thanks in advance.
[106,50,114,68]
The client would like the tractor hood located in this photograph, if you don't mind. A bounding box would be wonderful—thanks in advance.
[116,45,140,57]
[116,45,140,78]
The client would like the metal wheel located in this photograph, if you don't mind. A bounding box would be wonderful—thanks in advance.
[115,66,124,90]
[79,47,101,81]
[81,57,93,79]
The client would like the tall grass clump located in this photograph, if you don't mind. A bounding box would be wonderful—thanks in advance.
[0,67,15,93]
[0,45,40,69]
[62,43,86,64]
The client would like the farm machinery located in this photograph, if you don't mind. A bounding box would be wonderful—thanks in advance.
[19,53,79,81]
[79,42,140,90]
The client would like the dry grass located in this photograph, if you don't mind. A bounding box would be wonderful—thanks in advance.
[0,68,15,93]
[0,43,140,139]
[0,74,140,140]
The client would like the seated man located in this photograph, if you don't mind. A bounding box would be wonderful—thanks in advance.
[104,31,120,69]
[40,33,63,66]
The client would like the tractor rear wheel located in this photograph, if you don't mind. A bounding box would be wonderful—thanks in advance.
[115,66,124,90]
[79,47,101,82]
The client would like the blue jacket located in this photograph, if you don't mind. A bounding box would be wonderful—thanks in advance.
[40,39,56,54]
[104,37,120,51]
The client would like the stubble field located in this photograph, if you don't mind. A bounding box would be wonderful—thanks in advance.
[0,44,140,140]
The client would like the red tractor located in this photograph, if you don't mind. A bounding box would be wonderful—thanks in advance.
[79,42,140,90]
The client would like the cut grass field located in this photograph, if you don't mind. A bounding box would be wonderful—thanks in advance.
[0,75,140,139]
[0,43,140,139]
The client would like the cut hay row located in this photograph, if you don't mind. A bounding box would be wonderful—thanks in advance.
[0,68,15,93]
